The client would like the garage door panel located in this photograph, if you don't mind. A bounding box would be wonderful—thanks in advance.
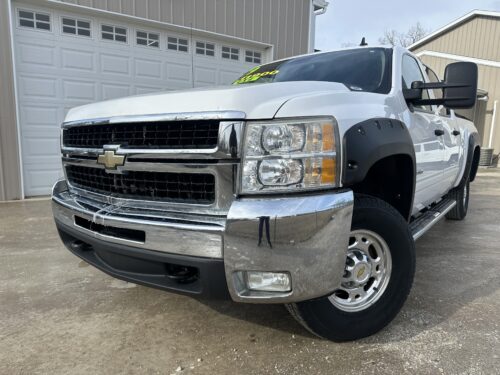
[18,41,55,67]
[194,66,217,85]
[24,169,63,195]
[135,58,163,79]
[23,138,60,157]
[220,69,243,84]
[135,85,164,95]
[62,79,96,101]
[100,53,130,76]
[20,105,59,129]
[61,48,95,72]
[166,62,191,82]
[102,83,131,100]
[19,75,57,99]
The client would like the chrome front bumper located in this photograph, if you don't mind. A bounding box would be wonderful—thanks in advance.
[52,179,353,303]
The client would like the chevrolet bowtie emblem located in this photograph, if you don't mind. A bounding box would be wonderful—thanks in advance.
[97,150,125,169]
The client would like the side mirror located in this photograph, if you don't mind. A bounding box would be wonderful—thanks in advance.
[404,62,478,110]
[442,62,478,109]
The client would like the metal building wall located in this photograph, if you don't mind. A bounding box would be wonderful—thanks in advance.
[412,15,500,152]
[57,0,313,59]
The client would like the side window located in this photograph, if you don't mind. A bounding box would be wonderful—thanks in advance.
[101,24,127,43]
[18,9,51,31]
[245,50,262,64]
[62,17,91,37]
[196,41,215,56]
[426,66,448,116]
[425,67,442,99]
[136,30,159,48]
[222,46,239,60]
[167,36,188,52]
[402,55,431,112]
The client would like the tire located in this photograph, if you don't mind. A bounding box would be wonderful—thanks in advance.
[286,195,416,342]
[445,178,470,220]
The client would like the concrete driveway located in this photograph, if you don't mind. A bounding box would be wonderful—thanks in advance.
[1,170,499,375]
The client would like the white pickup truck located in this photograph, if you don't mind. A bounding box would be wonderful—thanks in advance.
[52,46,481,341]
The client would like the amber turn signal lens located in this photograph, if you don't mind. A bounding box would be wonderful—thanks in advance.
[321,158,336,184]
[321,123,335,152]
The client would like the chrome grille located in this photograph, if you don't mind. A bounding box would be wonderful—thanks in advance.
[63,120,220,149]
[66,165,216,204]
[61,112,245,214]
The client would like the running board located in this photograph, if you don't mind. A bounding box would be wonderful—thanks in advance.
[410,199,457,241]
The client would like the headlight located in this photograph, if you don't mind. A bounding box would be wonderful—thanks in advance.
[241,118,339,193]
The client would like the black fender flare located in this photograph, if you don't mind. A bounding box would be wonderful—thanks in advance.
[342,118,416,185]
[342,118,416,220]
[465,132,481,184]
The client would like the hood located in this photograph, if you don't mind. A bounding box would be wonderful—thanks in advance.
[64,81,350,122]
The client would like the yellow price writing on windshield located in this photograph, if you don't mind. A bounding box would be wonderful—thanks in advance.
[233,69,279,85]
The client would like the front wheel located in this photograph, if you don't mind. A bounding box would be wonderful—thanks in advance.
[287,195,416,341]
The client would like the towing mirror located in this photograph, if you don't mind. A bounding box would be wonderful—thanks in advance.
[442,62,478,109]
[404,62,478,110]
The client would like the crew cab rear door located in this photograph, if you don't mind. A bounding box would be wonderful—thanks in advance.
[402,54,447,210]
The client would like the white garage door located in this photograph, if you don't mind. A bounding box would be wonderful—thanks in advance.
[12,2,265,196]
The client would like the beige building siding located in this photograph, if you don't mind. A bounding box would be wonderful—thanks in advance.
[0,0,22,200]
[411,14,500,152]
[57,0,312,60]
[412,16,500,62]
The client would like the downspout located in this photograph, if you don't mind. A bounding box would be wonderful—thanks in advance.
[488,100,498,149]
[308,1,329,53]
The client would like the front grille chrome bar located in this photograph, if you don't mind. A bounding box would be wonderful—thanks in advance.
[62,111,246,128]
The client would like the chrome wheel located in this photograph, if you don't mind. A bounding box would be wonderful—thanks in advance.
[329,230,392,312]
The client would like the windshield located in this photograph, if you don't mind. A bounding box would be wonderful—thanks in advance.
[234,48,393,94]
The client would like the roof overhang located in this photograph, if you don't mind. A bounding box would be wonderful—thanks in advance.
[409,10,500,51]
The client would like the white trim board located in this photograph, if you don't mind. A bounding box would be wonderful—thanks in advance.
[409,10,500,51]
[416,50,500,69]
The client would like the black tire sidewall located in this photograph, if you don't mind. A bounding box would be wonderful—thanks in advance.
[459,180,470,216]
[295,197,416,341]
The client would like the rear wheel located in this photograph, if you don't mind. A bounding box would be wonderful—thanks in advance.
[445,178,470,220]
[286,195,415,342]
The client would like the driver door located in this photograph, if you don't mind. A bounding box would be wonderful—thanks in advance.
[402,55,445,211]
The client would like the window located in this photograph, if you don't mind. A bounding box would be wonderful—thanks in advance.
[402,55,431,111]
[18,10,51,31]
[245,50,261,64]
[426,66,449,116]
[222,46,239,60]
[101,24,127,43]
[196,41,215,56]
[425,66,443,100]
[137,30,159,47]
[167,36,189,52]
[62,17,91,37]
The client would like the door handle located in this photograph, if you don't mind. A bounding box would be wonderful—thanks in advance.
[434,129,445,136]
[452,130,461,136]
